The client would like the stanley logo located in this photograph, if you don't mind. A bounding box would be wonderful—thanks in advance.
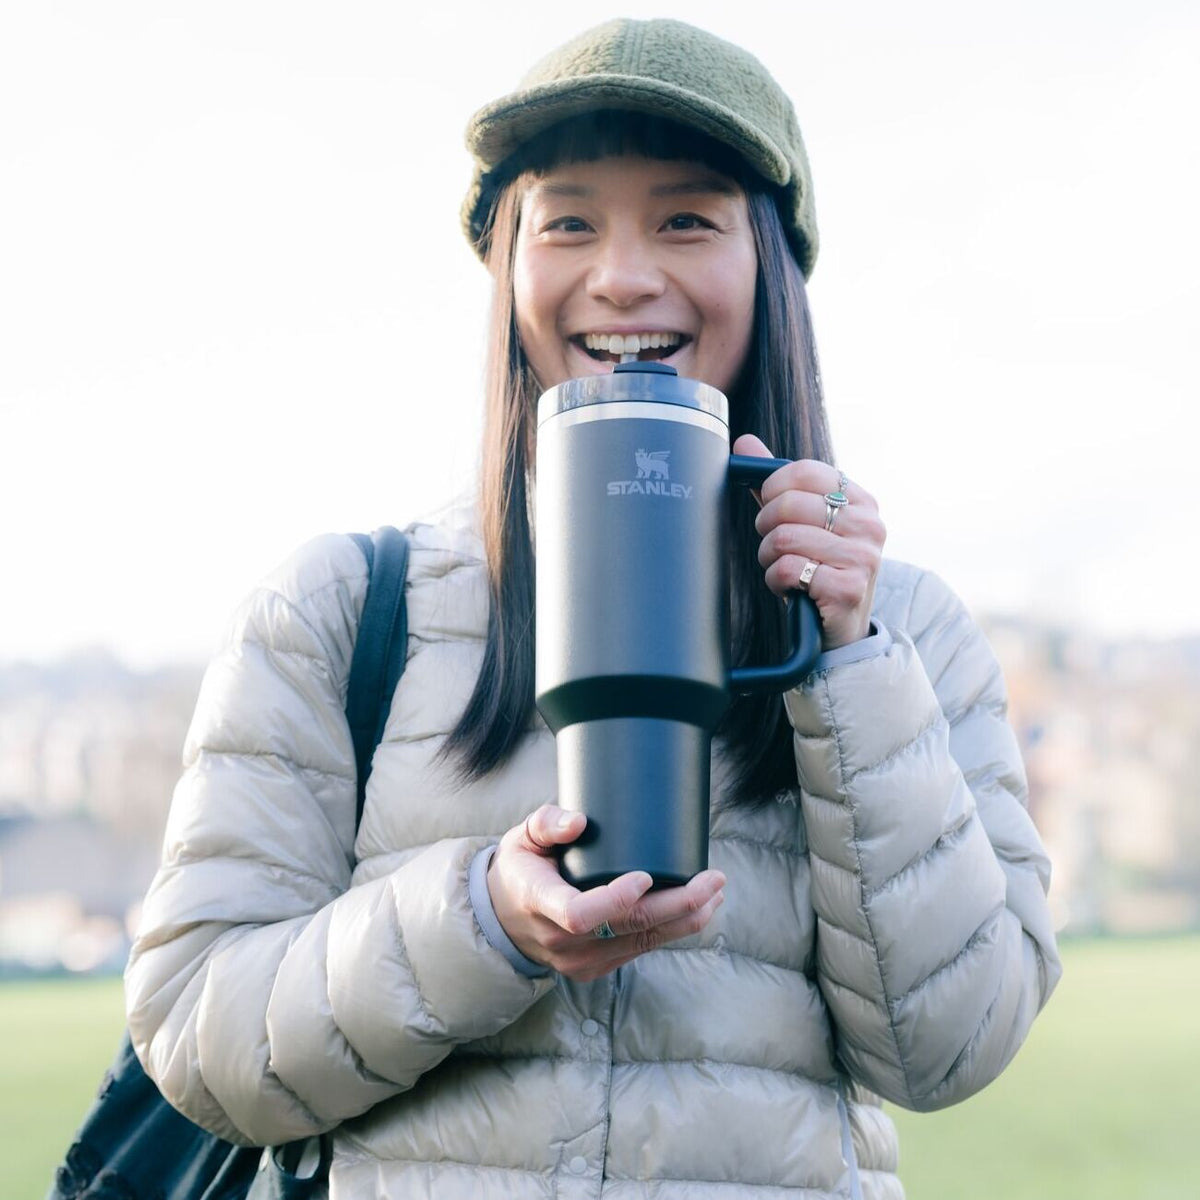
[607,449,694,498]
[635,449,670,480]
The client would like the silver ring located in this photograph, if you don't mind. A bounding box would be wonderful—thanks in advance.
[823,489,849,532]
[524,814,551,851]
[797,559,820,591]
[593,921,617,940]
[837,471,850,492]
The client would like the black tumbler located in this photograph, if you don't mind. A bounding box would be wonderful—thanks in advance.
[535,361,822,889]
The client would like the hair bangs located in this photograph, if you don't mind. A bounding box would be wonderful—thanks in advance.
[505,111,754,189]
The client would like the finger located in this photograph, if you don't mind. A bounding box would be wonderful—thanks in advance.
[754,490,831,539]
[629,888,725,951]
[764,553,849,597]
[757,525,850,576]
[756,462,880,512]
[732,433,772,458]
[758,514,885,575]
[534,867,721,949]
[607,869,726,937]
[763,556,877,609]
[758,487,883,544]
[731,433,772,507]
[536,869,656,937]
[756,459,840,506]
[553,889,729,982]
[732,439,875,510]
[521,804,586,853]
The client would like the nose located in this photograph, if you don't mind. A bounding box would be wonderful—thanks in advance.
[586,233,666,308]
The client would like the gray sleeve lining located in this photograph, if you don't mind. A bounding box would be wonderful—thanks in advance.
[468,846,552,980]
[806,622,894,677]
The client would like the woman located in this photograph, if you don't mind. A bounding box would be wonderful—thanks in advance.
[126,19,1061,1199]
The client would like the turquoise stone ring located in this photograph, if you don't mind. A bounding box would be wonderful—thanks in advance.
[823,489,849,532]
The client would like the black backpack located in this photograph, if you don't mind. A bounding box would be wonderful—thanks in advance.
[49,527,411,1200]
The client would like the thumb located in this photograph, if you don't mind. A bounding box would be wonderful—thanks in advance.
[522,804,586,853]
[732,433,773,458]
[732,433,773,507]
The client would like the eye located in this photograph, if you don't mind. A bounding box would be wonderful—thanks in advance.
[544,215,592,235]
[662,213,712,233]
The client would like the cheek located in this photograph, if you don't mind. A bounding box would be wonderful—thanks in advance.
[511,249,537,337]
[711,249,757,358]
[708,271,757,391]
[512,249,568,390]
[731,247,759,334]
[512,245,561,339]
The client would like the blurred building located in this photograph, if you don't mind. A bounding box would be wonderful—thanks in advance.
[988,619,1200,934]
[0,651,196,975]
[1,623,1198,973]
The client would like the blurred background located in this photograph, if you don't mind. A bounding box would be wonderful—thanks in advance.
[2,2,1197,1197]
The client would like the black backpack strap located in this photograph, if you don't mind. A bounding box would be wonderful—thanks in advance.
[346,527,411,825]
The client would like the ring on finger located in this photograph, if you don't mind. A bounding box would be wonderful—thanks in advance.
[823,488,849,532]
[524,814,551,851]
[797,559,820,591]
[593,920,617,940]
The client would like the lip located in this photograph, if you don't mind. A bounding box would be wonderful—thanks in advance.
[570,326,689,336]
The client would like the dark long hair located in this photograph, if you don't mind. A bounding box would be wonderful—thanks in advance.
[445,114,834,805]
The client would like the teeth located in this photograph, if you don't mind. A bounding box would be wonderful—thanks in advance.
[582,332,683,352]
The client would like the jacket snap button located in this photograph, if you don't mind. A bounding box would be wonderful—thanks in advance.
[580,1019,600,1036]
[568,1155,588,1175]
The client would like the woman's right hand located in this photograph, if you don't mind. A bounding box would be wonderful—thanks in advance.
[487,804,726,983]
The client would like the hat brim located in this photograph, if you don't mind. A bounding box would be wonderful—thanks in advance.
[467,75,792,187]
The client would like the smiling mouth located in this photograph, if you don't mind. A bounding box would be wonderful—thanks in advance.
[572,331,690,364]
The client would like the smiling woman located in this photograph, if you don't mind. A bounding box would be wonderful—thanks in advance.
[121,17,1061,1200]
[513,154,757,392]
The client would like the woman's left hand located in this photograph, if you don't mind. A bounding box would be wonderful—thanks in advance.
[733,434,886,651]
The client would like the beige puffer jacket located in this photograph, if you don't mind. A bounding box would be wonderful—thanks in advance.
[126,515,1061,1199]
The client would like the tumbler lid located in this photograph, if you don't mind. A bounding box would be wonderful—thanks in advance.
[537,366,729,427]
[613,360,677,377]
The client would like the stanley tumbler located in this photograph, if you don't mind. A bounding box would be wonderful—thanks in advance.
[535,361,822,889]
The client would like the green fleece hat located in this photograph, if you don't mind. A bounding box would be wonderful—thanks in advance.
[462,18,818,277]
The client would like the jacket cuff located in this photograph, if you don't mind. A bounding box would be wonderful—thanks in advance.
[784,624,942,796]
[806,620,892,676]
[469,845,552,979]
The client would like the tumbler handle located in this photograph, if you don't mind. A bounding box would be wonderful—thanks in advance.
[727,454,823,694]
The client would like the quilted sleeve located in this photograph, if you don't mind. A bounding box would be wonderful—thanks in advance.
[124,534,553,1146]
[783,568,1061,1111]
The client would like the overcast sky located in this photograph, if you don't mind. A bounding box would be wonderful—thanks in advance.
[2,1,1197,665]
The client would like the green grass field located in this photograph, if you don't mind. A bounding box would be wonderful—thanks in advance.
[2,937,1197,1198]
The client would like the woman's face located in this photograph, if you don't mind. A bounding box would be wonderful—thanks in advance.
[512,155,758,395]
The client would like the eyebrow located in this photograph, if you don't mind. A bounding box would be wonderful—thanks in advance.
[650,179,740,197]
[528,176,740,200]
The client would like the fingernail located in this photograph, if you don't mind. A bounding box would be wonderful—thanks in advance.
[556,812,575,832]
